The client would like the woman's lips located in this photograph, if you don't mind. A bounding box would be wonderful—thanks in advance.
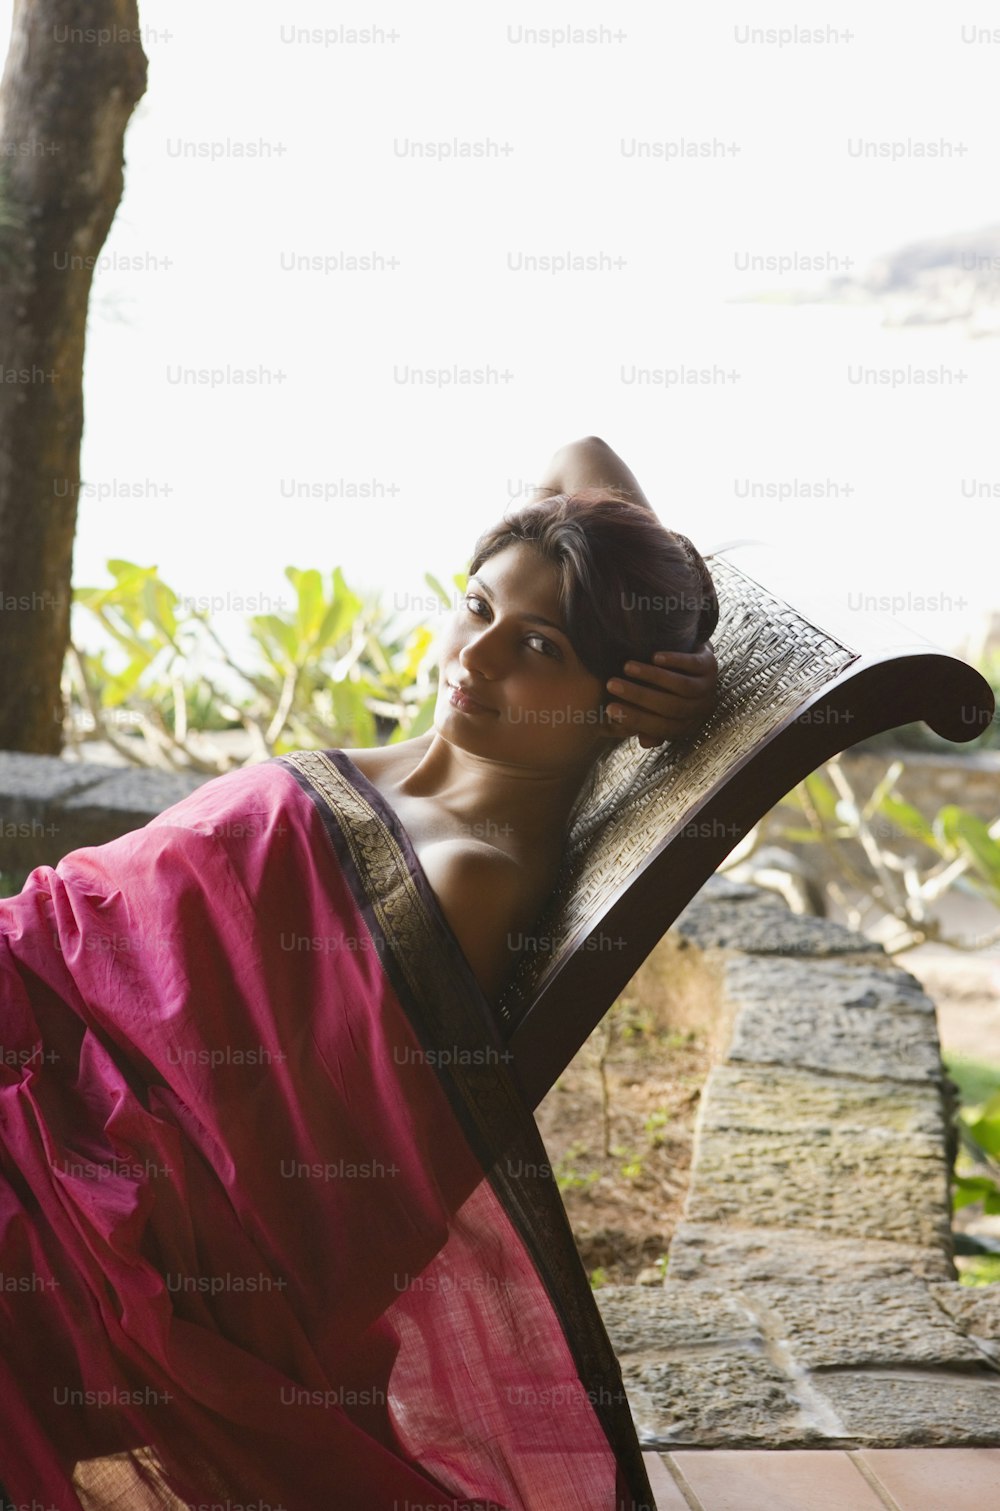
[446,681,497,715]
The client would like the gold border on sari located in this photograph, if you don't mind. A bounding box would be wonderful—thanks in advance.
[279,749,654,1506]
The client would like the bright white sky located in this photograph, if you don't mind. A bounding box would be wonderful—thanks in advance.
[2,1,998,662]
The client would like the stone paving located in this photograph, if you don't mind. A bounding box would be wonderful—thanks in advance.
[641,1447,1000,1510]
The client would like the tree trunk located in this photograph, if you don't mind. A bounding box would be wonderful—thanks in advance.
[0,1,147,752]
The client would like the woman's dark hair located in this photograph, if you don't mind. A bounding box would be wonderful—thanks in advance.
[468,487,719,690]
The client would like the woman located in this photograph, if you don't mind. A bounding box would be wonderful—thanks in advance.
[0,439,718,1510]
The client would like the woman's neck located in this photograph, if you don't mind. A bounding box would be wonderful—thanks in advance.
[396,731,598,853]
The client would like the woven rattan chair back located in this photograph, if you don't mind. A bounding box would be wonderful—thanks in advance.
[500,543,995,1108]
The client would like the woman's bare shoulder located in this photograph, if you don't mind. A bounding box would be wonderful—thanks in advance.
[341,732,433,785]
[417,841,532,1002]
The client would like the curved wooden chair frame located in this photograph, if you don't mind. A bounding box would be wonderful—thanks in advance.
[497,542,996,1109]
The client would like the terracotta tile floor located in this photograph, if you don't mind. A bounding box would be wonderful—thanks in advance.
[641,1449,1000,1510]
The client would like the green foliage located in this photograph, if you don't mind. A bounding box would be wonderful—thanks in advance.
[554,1142,600,1192]
[954,1093,1000,1215]
[944,1054,1000,1284]
[945,1055,1000,1109]
[614,1109,674,1181]
[953,1172,1000,1216]
[955,1254,1000,1288]
[424,569,467,609]
[608,995,659,1043]
[934,806,1000,894]
[644,1109,671,1147]
[725,754,1000,954]
[588,1266,609,1290]
[64,559,444,770]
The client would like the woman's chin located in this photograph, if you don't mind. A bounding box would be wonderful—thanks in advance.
[431,703,496,749]
[431,698,611,773]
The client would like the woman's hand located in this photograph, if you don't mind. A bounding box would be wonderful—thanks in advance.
[605,642,719,748]
[530,438,719,746]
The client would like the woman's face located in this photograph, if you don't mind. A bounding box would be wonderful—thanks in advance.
[432,540,618,771]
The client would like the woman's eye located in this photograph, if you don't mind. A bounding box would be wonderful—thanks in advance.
[463,598,559,658]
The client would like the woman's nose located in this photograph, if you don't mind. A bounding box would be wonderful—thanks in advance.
[459,624,506,680]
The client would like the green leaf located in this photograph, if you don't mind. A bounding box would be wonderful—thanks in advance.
[73,584,111,608]
[75,566,153,616]
[314,568,363,651]
[965,1091,1000,1159]
[390,690,438,741]
[799,769,839,822]
[935,807,1000,890]
[100,653,151,707]
[66,553,478,774]
[284,567,325,643]
[364,629,394,680]
[330,680,377,746]
[877,793,937,847]
[862,758,905,820]
[953,1173,1000,1215]
[141,577,179,642]
[251,614,300,665]
[943,1054,1000,1108]
[107,558,155,582]
[423,572,454,609]
[106,562,161,608]
[959,1254,1000,1286]
[401,625,435,681]
[90,607,154,661]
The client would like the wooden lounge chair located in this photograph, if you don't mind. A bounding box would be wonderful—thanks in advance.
[1,541,993,1507]
[494,540,996,1109]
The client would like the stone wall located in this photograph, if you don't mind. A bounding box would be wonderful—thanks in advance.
[0,750,207,874]
[597,876,1000,1448]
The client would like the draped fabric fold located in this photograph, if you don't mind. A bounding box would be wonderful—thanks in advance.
[0,750,653,1510]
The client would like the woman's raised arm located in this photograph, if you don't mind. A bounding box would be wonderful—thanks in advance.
[530,437,719,748]
[529,434,654,511]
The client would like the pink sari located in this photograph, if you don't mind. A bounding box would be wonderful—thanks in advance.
[0,749,654,1509]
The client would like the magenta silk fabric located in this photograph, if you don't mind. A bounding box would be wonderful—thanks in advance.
[0,751,654,1510]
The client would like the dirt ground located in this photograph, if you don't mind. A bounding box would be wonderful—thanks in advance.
[533,1001,713,1287]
